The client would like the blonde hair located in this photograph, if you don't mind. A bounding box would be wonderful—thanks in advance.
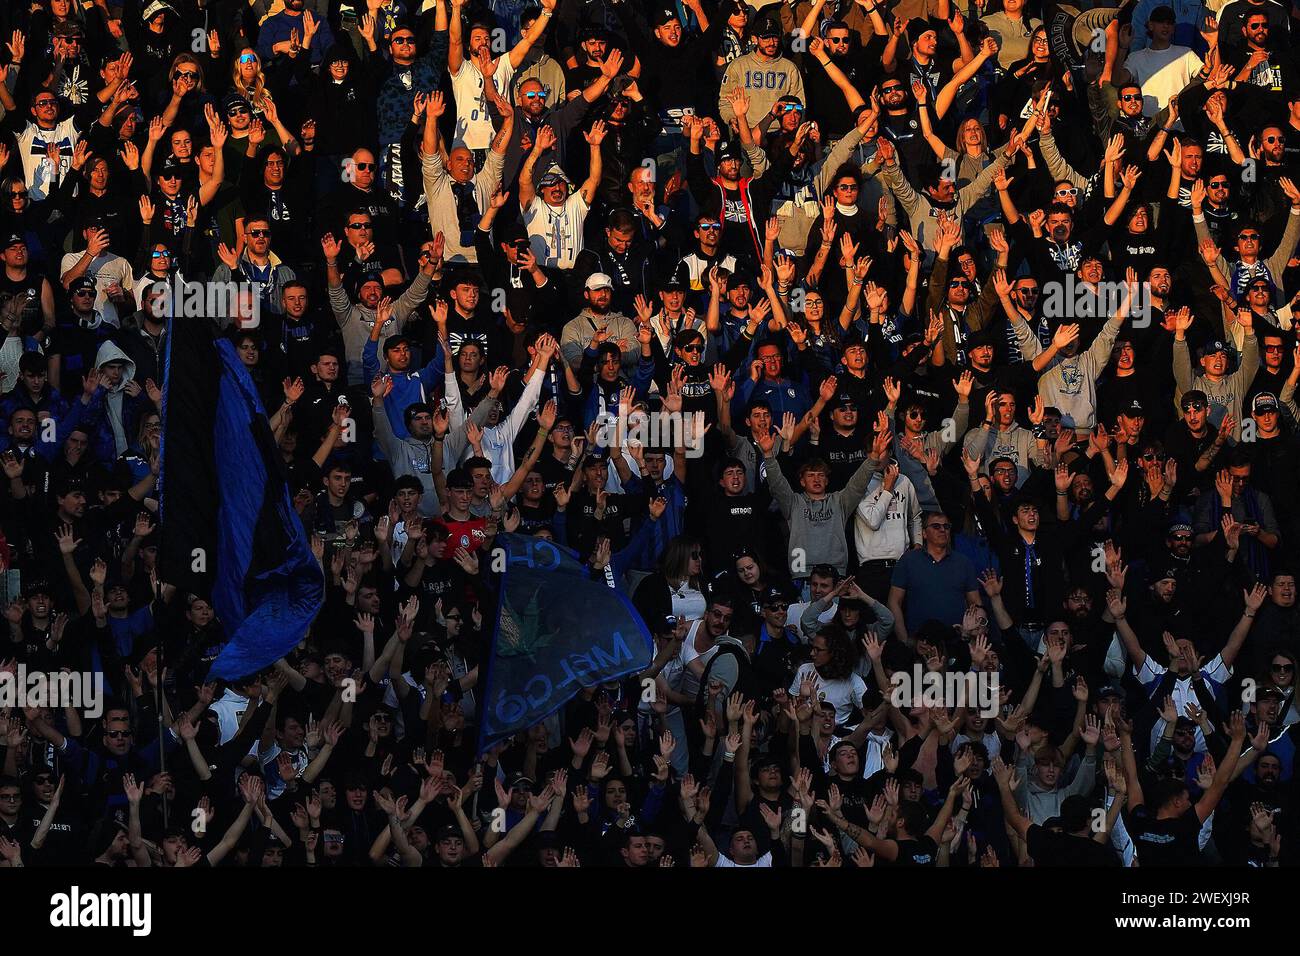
[232,48,269,108]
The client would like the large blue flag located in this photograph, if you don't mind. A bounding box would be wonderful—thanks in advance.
[477,534,654,755]
[159,316,323,680]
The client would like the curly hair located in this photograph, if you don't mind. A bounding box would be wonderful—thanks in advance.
[814,625,857,681]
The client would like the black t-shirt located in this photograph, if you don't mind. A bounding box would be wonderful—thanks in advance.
[1123,804,1203,866]
[1025,823,1122,866]
[892,835,939,866]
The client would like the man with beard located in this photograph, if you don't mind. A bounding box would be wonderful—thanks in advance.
[1164,389,1232,502]
[501,53,624,186]
[560,272,640,374]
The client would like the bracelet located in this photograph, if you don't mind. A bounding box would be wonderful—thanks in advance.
[540,7,552,15]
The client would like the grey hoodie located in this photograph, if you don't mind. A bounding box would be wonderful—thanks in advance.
[93,340,137,457]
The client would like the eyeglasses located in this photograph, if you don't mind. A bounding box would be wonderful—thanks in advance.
[444,613,462,622]
[835,182,859,191]
[1055,187,1079,197]
[0,793,20,801]
[1264,344,1286,352]
[763,602,786,611]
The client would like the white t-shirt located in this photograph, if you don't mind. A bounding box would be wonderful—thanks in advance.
[524,192,589,270]
[668,580,707,622]
[451,57,516,150]
[1123,45,1203,114]
[789,662,867,726]
[715,851,773,867]
[60,252,134,328]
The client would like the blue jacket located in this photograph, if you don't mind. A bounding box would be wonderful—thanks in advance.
[363,337,442,441]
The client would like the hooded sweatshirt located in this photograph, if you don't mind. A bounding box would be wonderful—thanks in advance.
[90,341,138,460]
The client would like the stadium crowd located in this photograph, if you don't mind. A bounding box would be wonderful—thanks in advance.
[0,0,1298,870]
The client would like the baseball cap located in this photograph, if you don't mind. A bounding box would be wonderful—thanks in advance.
[69,275,95,294]
[1198,339,1229,359]
[1098,684,1126,700]
[661,277,687,293]
[435,824,462,842]
[585,272,613,291]
[833,392,858,409]
[222,91,251,114]
[2,232,25,250]
[651,8,679,27]
[1253,392,1280,414]
[143,0,177,19]
[1168,521,1193,535]
[754,18,781,38]
[1120,398,1145,416]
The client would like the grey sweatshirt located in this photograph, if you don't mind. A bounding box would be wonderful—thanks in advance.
[764,448,880,575]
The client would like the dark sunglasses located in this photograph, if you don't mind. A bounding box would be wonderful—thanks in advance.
[354,162,375,171]
[391,35,416,44]
[174,70,199,80]
[698,222,721,231]
[1273,663,1295,672]
[227,106,250,116]
[1119,93,1143,102]
[681,344,704,354]
[105,730,132,739]
[346,222,372,230]
[248,229,270,238]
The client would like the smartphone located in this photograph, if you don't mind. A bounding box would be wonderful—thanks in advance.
[514,238,530,255]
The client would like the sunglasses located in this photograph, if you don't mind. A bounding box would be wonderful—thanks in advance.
[239,53,257,64]
[227,106,249,116]
[1273,663,1295,672]
[174,70,198,80]
[105,730,131,739]
[1265,136,1284,144]
[248,229,270,238]
[681,344,704,354]
[1209,181,1229,189]
[1182,402,1206,411]
[391,35,416,44]
[8,190,25,198]
[159,172,180,180]
[1264,344,1286,352]
[1119,93,1143,102]
[881,86,904,94]
[1239,233,1261,240]
[698,222,722,231]
[523,91,548,99]
[354,162,375,171]
[151,250,170,258]
[1055,187,1079,197]
[836,182,859,191]
[346,222,373,230]
[34,99,58,107]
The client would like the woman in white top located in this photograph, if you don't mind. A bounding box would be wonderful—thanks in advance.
[789,626,867,729]
[660,536,708,622]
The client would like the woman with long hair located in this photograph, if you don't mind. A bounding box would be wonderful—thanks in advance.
[637,535,706,623]
[231,48,272,115]
[788,624,867,728]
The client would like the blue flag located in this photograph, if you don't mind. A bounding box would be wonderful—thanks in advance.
[160,317,323,681]
[477,534,654,755]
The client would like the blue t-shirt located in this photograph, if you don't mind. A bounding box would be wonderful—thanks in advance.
[890,548,980,632]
